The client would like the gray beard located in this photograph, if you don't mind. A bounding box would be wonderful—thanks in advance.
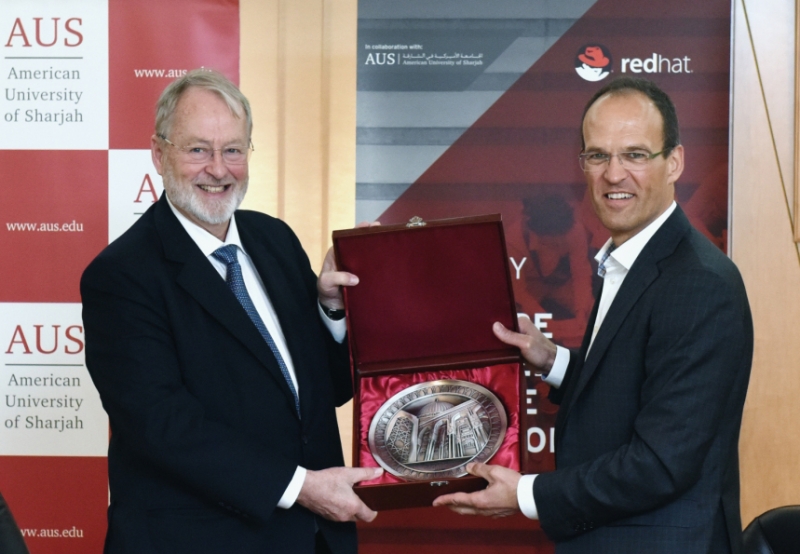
[163,173,248,226]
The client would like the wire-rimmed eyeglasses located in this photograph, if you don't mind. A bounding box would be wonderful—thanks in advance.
[158,134,254,165]
[578,149,665,173]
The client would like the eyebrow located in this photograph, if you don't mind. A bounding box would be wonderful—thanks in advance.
[584,144,653,152]
[177,136,249,146]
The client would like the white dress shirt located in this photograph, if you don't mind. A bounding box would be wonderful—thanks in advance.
[166,198,346,509]
[517,201,677,520]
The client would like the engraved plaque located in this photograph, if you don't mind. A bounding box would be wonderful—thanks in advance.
[368,380,507,480]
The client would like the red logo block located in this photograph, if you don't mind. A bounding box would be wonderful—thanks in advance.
[0,151,108,302]
[0,456,108,554]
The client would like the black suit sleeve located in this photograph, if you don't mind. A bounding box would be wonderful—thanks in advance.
[0,493,28,554]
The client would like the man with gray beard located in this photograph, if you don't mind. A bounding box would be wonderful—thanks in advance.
[81,69,380,554]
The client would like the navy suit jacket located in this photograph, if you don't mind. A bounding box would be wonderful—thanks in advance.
[81,197,355,554]
[534,206,753,554]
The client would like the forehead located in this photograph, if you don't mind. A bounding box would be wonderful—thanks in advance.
[171,87,247,140]
[582,92,663,148]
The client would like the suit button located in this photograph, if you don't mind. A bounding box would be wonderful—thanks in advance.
[302,434,309,444]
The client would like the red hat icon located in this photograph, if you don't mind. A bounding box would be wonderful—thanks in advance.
[579,46,610,68]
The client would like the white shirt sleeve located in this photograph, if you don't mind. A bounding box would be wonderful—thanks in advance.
[517,347,568,519]
[318,303,347,343]
[542,346,570,388]
[277,466,307,509]
[517,473,539,519]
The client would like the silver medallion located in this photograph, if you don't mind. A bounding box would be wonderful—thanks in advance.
[368,379,507,480]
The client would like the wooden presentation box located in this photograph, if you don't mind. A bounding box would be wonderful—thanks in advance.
[332,214,526,511]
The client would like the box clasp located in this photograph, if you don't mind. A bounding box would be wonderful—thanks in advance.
[407,216,426,228]
[430,480,449,487]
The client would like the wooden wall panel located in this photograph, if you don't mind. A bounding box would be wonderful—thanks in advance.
[240,0,357,463]
[240,0,280,217]
[733,0,800,526]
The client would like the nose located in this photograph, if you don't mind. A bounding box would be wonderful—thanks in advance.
[204,150,229,179]
[603,154,628,182]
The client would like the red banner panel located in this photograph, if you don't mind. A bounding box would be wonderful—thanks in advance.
[0,456,108,554]
[109,0,240,149]
[360,510,554,554]
[0,151,108,303]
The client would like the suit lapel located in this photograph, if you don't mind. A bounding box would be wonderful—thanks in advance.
[555,284,602,442]
[570,259,659,403]
[154,199,301,416]
[237,218,315,418]
[563,206,692,413]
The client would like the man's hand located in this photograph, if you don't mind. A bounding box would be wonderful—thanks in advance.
[296,467,383,523]
[493,315,558,374]
[317,222,379,310]
[432,463,521,518]
[317,247,357,310]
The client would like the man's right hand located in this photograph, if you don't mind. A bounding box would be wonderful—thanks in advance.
[296,467,383,523]
[493,315,558,374]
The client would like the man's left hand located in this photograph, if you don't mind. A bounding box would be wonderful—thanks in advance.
[432,463,521,518]
[317,222,379,309]
[317,247,357,310]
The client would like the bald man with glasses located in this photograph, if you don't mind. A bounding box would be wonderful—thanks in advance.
[435,77,753,554]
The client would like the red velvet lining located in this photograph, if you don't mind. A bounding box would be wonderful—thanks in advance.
[356,364,520,486]
[336,222,518,366]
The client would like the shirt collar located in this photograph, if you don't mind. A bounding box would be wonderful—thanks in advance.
[594,201,677,271]
[165,194,245,257]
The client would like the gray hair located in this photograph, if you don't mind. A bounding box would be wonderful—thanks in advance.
[154,68,252,139]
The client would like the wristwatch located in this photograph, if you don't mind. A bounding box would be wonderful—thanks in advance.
[320,302,346,321]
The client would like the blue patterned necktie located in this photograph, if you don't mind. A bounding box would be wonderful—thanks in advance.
[212,244,300,416]
[597,242,616,278]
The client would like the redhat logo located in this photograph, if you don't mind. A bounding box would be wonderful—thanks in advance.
[575,44,612,82]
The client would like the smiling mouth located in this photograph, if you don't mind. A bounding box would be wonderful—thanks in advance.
[197,184,229,193]
[606,192,633,200]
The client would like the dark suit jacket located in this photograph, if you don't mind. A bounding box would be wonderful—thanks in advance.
[0,492,29,554]
[81,197,355,554]
[534,206,753,554]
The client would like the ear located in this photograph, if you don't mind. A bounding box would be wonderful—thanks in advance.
[151,134,165,176]
[666,144,684,185]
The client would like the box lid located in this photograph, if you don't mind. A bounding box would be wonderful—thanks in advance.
[333,214,520,374]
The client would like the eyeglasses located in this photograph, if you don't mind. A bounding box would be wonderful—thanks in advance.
[579,149,666,173]
[158,135,253,165]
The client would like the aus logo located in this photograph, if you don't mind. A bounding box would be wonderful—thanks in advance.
[364,53,397,65]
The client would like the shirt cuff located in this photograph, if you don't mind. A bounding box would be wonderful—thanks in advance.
[277,466,306,509]
[517,473,539,520]
[318,303,347,343]
[542,346,570,388]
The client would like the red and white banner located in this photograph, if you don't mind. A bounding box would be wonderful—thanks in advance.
[0,1,239,551]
